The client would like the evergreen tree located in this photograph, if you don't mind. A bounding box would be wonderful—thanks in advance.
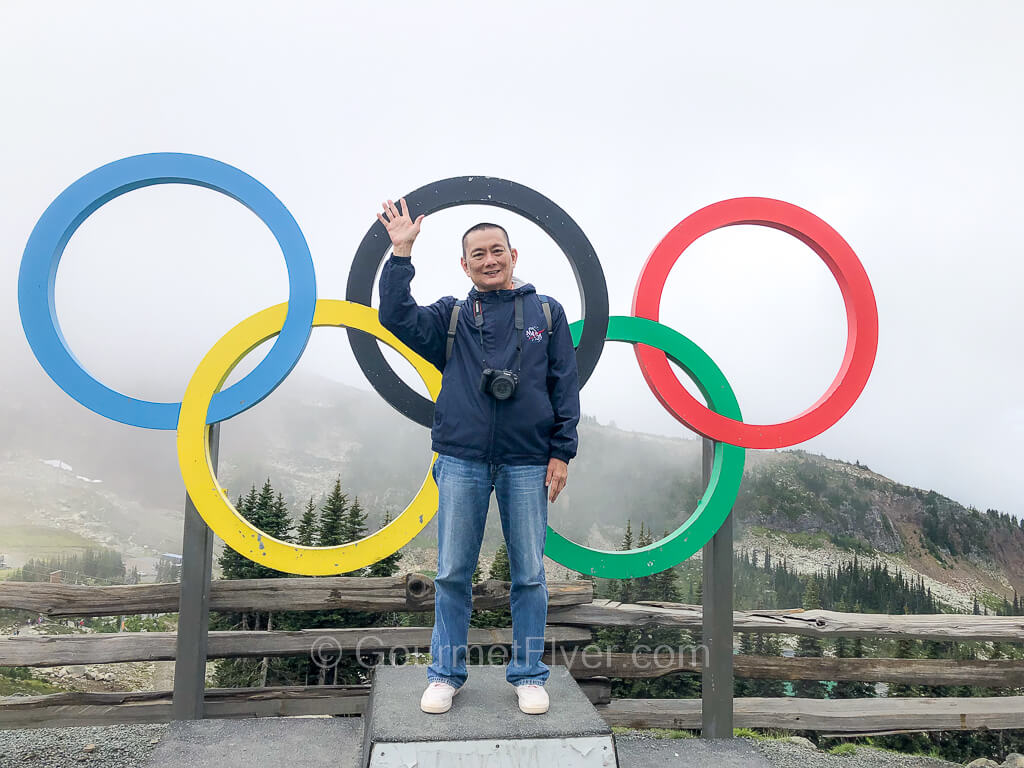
[217,486,260,581]
[365,509,406,638]
[212,480,294,688]
[295,497,319,547]
[318,478,349,547]
[873,636,931,754]
[490,542,511,581]
[471,543,512,630]
[750,633,786,697]
[595,521,699,700]
[793,579,827,698]
[832,636,875,698]
[302,479,378,685]
[366,509,403,578]
[342,497,369,553]
[734,633,756,697]
[217,481,292,582]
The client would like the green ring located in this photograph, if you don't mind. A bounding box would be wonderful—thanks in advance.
[547,315,746,578]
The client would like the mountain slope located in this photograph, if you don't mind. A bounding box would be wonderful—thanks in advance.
[2,366,1021,604]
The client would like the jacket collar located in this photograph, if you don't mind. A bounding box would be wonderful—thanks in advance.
[468,276,536,302]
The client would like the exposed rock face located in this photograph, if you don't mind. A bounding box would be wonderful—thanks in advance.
[733,450,1024,599]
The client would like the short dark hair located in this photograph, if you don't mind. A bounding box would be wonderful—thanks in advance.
[461,222,511,256]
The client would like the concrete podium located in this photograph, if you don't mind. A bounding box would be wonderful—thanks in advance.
[360,664,619,767]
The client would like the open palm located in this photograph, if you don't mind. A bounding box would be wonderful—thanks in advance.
[377,197,424,257]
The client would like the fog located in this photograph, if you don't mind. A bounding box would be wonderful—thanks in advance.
[1,2,1021,518]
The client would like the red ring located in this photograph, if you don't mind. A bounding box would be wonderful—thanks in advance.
[631,197,878,449]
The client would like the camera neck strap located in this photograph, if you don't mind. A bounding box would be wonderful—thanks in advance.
[471,295,524,373]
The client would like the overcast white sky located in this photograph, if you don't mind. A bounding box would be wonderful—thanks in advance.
[2,2,1021,518]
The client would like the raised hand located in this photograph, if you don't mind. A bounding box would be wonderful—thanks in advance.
[376,197,424,258]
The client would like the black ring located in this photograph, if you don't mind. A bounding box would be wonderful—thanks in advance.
[346,176,609,428]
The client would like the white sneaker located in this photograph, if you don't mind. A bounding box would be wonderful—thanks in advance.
[514,683,549,714]
[420,681,461,714]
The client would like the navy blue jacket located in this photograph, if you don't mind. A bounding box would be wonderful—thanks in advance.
[378,255,580,465]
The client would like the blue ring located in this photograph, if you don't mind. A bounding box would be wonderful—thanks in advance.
[17,153,317,429]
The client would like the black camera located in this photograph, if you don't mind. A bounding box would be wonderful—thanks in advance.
[479,368,518,400]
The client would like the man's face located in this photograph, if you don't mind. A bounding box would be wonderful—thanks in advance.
[461,228,517,292]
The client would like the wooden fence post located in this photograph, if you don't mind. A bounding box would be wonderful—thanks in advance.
[701,436,734,738]
[171,423,219,720]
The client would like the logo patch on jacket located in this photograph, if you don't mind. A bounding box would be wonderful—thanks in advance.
[525,326,545,343]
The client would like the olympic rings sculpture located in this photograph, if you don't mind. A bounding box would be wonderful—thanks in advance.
[17,152,878,578]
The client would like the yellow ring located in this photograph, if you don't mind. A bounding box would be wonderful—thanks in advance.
[176,299,441,575]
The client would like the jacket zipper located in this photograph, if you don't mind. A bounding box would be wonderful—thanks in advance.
[487,396,497,464]
[479,299,497,464]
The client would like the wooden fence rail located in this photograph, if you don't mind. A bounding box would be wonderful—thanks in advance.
[556,651,1024,688]
[549,599,1024,642]
[5,578,1023,642]
[0,575,592,616]
[0,626,593,667]
[3,686,1022,733]
[3,574,1023,733]
[5,627,1024,688]
[596,695,1024,733]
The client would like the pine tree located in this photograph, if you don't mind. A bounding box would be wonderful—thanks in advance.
[873,636,930,754]
[734,633,756,697]
[595,521,699,700]
[270,492,293,541]
[366,509,403,578]
[832,636,875,698]
[793,578,827,698]
[489,542,511,581]
[304,479,382,685]
[318,478,349,547]
[295,497,319,547]
[651,531,682,602]
[751,633,786,697]
[610,520,636,605]
[212,480,293,688]
[469,542,513,659]
[218,487,260,581]
[342,497,369,564]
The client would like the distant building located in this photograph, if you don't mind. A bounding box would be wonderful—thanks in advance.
[0,553,7,569]
[156,553,183,583]
[49,570,63,584]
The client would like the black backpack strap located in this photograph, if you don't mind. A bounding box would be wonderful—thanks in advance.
[446,300,464,363]
[538,295,552,333]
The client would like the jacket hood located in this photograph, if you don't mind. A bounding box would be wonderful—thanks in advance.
[468,276,536,302]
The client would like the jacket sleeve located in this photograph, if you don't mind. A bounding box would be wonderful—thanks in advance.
[546,300,581,464]
[378,255,454,372]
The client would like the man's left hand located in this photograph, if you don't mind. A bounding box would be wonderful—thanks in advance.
[545,458,568,503]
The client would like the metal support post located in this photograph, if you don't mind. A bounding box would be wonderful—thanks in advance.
[701,436,734,738]
[172,422,219,720]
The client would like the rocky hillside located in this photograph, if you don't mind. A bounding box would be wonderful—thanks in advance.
[733,451,1024,604]
[2,367,1021,606]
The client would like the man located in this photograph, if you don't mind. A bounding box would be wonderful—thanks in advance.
[375,198,580,716]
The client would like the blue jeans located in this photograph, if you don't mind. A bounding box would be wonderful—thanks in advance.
[426,454,550,689]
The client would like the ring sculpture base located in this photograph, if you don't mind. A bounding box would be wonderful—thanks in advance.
[360,665,618,768]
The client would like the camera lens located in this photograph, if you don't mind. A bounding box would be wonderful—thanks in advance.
[491,376,515,400]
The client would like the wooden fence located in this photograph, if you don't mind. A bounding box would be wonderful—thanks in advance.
[2,574,1022,732]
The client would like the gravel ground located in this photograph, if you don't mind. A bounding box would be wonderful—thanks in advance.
[0,724,168,768]
[748,737,962,768]
[0,725,977,768]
